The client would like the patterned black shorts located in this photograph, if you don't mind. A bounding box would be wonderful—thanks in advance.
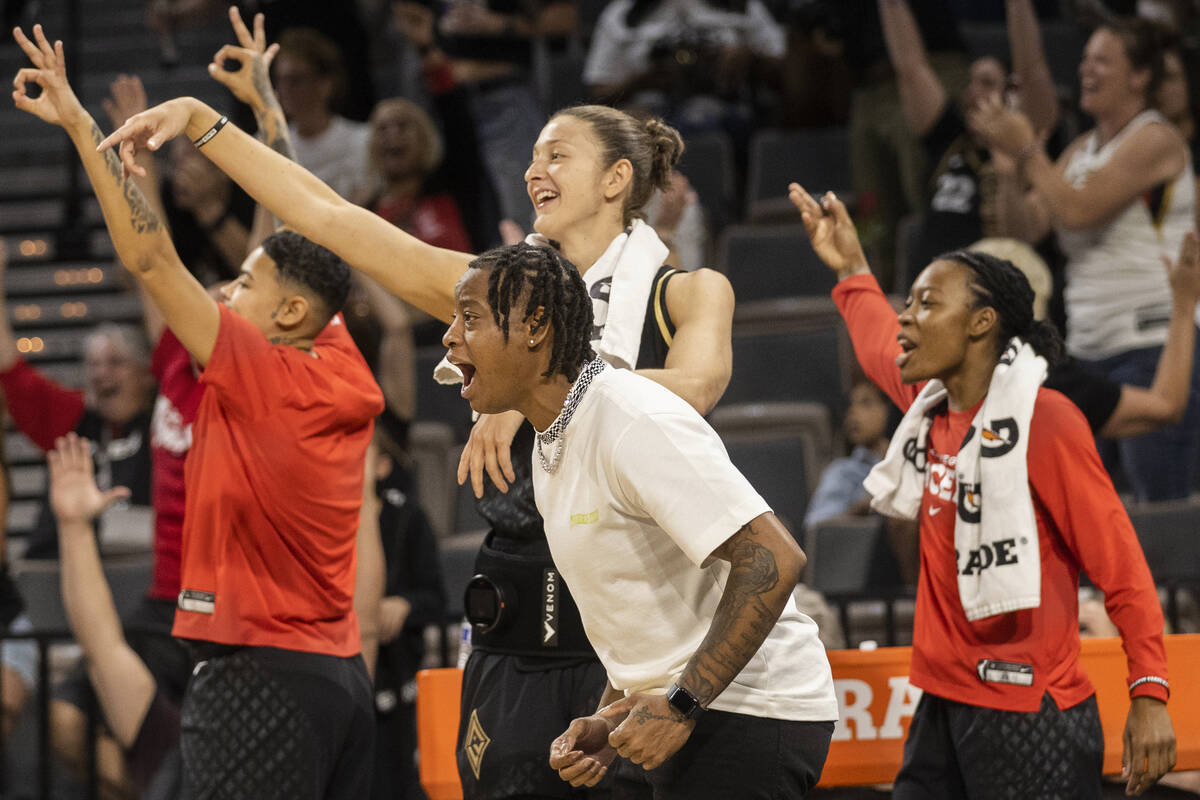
[179,645,374,800]
[893,691,1105,800]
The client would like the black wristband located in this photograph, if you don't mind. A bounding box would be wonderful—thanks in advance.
[192,115,228,148]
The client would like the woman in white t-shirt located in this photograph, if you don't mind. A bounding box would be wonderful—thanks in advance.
[971,18,1198,501]
[441,241,837,797]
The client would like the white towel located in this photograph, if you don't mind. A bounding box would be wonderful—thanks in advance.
[434,223,669,384]
[527,219,670,370]
[863,339,1047,621]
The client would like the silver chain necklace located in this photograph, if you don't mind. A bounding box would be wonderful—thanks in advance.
[536,356,607,473]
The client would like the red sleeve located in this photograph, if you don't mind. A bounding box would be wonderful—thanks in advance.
[0,359,86,451]
[1028,390,1170,703]
[830,273,920,412]
[152,329,204,424]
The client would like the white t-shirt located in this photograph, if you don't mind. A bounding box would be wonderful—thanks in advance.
[583,0,786,89]
[290,116,370,200]
[532,365,838,722]
[1057,110,1198,360]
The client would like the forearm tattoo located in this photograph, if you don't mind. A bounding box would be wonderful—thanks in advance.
[252,62,295,161]
[89,122,161,234]
[679,521,781,706]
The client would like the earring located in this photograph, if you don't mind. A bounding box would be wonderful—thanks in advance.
[529,339,536,345]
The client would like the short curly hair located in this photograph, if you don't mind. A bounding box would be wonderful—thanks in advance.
[261,230,351,325]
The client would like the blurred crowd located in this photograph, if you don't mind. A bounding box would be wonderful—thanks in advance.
[0,0,1199,796]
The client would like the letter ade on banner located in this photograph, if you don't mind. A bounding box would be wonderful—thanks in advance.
[817,635,1200,787]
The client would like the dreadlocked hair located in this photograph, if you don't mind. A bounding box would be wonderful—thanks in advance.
[469,243,596,381]
[939,249,1065,367]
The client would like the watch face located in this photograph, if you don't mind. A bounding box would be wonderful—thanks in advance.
[667,684,700,719]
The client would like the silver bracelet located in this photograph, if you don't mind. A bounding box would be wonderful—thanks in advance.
[1129,676,1169,696]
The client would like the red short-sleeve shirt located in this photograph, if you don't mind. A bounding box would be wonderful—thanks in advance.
[172,306,384,656]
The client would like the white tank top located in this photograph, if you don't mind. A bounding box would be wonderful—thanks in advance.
[1057,110,1197,360]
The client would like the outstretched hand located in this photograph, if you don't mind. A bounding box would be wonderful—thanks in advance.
[11,25,86,128]
[207,7,279,111]
[1166,231,1200,308]
[48,434,132,526]
[788,183,870,280]
[96,97,199,179]
[102,74,149,131]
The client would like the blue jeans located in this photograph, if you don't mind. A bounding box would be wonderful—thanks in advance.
[1084,338,1200,501]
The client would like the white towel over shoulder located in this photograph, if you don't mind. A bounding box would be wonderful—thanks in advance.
[864,339,1047,621]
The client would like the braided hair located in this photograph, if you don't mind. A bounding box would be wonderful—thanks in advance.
[939,249,1065,367]
[469,243,596,380]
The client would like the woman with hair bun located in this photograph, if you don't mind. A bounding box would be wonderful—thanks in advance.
[104,96,736,799]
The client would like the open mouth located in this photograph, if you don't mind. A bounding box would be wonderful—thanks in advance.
[457,362,477,397]
[533,188,559,209]
[896,335,917,368]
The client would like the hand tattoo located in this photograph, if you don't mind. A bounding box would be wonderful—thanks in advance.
[632,706,681,726]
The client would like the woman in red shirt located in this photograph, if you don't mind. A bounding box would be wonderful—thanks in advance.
[790,182,1177,799]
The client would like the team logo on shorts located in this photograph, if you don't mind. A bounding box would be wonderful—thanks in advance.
[465,708,491,780]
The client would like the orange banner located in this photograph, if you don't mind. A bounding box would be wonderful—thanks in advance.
[418,634,1200,798]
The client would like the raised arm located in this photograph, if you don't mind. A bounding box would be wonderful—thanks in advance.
[1005,0,1058,136]
[205,6,292,249]
[47,434,153,749]
[12,26,219,364]
[970,94,1188,231]
[99,99,471,322]
[636,268,734,415]
[1099,232,1200,439]
[102,75,169,345]
[878,0,947,137]
[599,512,804,769]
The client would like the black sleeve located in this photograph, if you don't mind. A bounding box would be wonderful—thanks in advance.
[127,688,182,795]
[1044,358,1123,435]
[920,103,964,161]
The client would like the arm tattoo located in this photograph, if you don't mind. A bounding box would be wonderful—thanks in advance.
[252,62,296,161]
[677,521,783,707]
[89,122,161,234]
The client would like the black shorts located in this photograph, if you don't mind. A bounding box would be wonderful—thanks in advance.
[457,649,609,799]
[893,692,1104,800]
[620,710,833,800]
[179,645,374,800]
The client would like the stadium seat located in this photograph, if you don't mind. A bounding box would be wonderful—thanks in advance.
[1125,498,1200,632]
[13,553,152,632]
[718,223,836,303]
[721,323,853,417]
[746,127,851,222]
[710,401,832,535]
[677,130,737,234]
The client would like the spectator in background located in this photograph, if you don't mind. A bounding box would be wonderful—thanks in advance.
[46,434,182,799]
[0,386,31,743]
[583,0,786,142]
[971,17,1199,500]
[807,0,969,290]
[803,379,897,529]
[878,0,1060,275]
[273,27,370,198]
[391,0,576,228]
[368,421,445,800]
[359,98,471,253]
[1159,33,1200,220]
[643,169,708,270]
[161,135,256,284]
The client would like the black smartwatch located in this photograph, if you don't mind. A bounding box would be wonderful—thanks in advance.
[666,683,703,720]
